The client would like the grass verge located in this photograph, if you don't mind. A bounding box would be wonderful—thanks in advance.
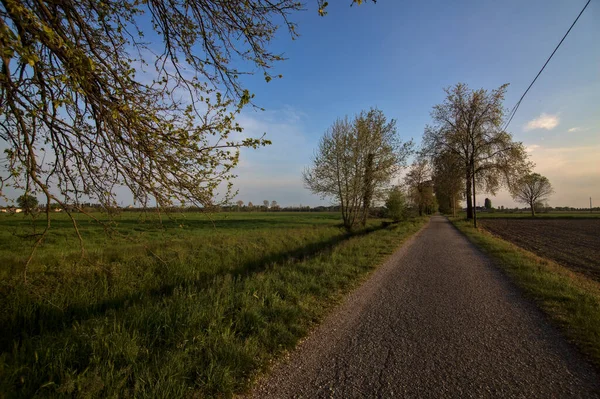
[0,213,427,397]
[451,218,600,369]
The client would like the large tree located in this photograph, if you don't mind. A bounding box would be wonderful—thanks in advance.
[423,83,529,226]
[303,110,411,231]
[0,0,373,217]
[510,173,554,217]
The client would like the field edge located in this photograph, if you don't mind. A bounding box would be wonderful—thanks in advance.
[450,217,600,371]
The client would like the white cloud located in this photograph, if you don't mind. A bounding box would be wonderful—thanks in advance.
[524,113,559,131]
[568,127,582,133]
[525,144,540,153]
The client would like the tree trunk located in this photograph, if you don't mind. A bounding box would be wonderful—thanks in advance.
[466,171,473,219]
[472,166,477,228]
[530,202,535,217]
[361,153,374,227]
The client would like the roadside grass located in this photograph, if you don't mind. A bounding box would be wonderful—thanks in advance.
[454,211,600,219]
[451,218,600,369]
[0,212,427,397]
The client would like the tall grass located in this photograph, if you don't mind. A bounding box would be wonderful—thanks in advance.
[0,212,426,397]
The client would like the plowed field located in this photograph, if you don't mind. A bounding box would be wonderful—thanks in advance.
[480,219,600,281]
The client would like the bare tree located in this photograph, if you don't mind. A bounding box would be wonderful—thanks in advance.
[263,200,269,209]
[270,200,278,209]
[423,83,529,226]
[235,200,244,210]
[510,173,554,217]
[304,110,411,231]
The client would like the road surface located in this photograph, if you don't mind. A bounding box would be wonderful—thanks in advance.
[247,216,600,398]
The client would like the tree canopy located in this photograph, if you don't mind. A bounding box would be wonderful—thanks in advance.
[510,173,554,216]
[17,193,38,214]
[0,0,373,216]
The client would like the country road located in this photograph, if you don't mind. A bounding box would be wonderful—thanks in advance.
[246,216,600,398]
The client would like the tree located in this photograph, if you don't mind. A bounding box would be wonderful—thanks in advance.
[432,149,463,217]
[17,194,38,215]
[510,173,554,217]
[263,200,270,209]
[423,83,529,226]
[235,200,244,210]
[0,0,374,220]
[385,187,408,222]
[404,158,432,216]
[247,202,254,210]
[303,110,411,231]
[484,198,492,210]
[354,109,412,226]
[270,200,278,210]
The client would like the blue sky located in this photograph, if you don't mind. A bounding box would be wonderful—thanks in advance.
[1,0,598,208]
[229,0,599,208]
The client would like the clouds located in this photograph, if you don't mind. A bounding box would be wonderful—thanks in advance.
[524,113,559,131]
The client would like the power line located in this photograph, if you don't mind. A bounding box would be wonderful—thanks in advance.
[502,0,591,131]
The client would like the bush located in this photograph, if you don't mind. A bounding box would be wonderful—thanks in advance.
[385,188,408,222]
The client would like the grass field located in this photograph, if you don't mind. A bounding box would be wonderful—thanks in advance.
[451,218,600,371]
[0,212,427,397]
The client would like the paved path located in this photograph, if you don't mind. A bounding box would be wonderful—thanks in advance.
[248,216,600,398]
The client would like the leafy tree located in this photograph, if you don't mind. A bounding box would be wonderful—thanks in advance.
[247,201,254,209]
[404,158,432,216]
[432,149,463,217]
[385,187,408,222]
[263,200,269,209]
[235,200,244,210]
[270,200,278,210]
[423,83,529,226]
[510,173,554,217]
[0,0,373,216]
[17,194,38,214]
[354,109,412,226]
[303,110,411,231]
[484,198,492,210]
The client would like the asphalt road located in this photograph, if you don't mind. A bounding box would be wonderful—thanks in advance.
[247,216,600,398]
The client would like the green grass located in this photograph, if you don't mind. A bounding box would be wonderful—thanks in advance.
[0,212,427,397]
[451,218,600,369]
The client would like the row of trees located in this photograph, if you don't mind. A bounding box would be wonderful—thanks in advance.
[304,83,556,226]
[234,200,279,210]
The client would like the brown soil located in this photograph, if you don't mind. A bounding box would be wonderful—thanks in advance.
[480,219,600,281]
